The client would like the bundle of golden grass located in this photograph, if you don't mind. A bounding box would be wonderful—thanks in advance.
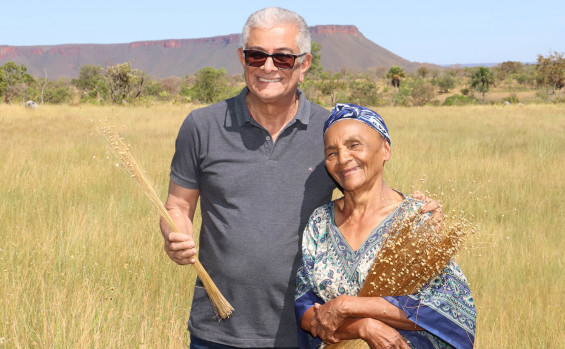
[95,123,234,319]
[326,202,475,349]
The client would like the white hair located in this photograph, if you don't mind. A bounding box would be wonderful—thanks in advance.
[240,7,311,54]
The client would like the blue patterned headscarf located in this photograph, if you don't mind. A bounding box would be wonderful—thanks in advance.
[323,103,391,145]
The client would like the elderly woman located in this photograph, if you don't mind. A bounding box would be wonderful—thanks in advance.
[295,104,476,348]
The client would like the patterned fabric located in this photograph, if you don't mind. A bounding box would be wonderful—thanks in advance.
[295,197,476,349]
[323,103,391,145]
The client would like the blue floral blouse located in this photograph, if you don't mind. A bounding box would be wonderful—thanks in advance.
[295,196,476,348]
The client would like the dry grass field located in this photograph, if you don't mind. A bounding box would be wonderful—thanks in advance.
[0,103,564,348]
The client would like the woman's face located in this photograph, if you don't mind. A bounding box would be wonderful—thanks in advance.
[324,119,391,193]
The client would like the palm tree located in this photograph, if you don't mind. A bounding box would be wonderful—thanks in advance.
[470,67,495,102]
[387,66,406,95]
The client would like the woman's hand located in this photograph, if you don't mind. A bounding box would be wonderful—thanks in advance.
[358,318,411,349]
[310,296,351,343]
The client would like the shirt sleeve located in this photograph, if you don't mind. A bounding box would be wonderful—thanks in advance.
[170,112,201,189]
[295,208,325,349]
[385,199,476,348]
[385,260,476,349]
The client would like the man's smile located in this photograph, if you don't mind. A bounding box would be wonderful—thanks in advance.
[258,77,282,83]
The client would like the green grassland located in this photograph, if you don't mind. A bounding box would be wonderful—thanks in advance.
[0,103,564,348]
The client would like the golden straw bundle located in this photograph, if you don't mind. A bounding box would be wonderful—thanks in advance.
[326,202,475,349]
[95,123,234,319]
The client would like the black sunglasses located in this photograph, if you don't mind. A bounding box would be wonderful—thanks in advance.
[243,49,306,70]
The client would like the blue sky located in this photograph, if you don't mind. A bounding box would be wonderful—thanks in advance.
[1,0,563,65]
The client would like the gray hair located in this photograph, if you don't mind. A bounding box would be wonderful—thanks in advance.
[240,7,311,54]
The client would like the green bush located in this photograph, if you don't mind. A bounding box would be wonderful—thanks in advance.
[503,94,520,104]
[48,86,72,104]
[433,75,456,93]
[443,94,472,106]
[348,78,381,107]
[191,67,235,104]
[410,80,436,106]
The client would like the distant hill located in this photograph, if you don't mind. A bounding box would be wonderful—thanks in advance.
[442,62,536,68]
[0,25,436,79]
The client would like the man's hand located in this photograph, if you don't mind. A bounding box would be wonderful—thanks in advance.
[412,190,444,225]
[160,183,200,265]
[160,212,197,265]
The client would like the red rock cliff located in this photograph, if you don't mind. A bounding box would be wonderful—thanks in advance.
[309,25,360,35]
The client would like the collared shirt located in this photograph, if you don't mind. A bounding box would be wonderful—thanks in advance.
[170,87,336,347]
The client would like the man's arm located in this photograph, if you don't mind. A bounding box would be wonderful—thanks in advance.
[160,180,200,265]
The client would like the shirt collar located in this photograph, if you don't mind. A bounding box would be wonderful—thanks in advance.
[235,87,311,127]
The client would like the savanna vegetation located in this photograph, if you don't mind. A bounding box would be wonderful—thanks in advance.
[1,103,564,347]
[1,43,564,348]
[1,48,564,108]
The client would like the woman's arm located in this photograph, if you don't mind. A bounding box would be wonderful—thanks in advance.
[330,295,423,330]
[301,308,410,348]
[302,295,423,343]
[336,318,411,349]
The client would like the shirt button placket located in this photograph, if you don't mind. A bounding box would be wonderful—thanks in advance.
[265,135,272,156]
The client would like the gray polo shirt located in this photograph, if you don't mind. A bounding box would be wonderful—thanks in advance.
[170,87,336,347]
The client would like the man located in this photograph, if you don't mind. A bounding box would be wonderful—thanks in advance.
[161,8,335,348]
[161,7,435,348]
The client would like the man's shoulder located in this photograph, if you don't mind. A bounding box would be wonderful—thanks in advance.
[296,96,329,132]
[188,98,232,121]
[305,99,330,118]
[309,100,330,112]
[181,94,241,129]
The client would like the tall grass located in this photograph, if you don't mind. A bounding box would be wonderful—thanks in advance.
[382,105,565,348]
[0,103,563,347]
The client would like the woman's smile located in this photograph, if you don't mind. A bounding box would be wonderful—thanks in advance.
[338,165,361,177]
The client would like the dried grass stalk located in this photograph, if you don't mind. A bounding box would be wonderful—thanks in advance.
[95,123,234,319]
[326,202,474,349]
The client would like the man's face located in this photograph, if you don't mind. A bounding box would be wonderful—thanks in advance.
[238,24,311,104]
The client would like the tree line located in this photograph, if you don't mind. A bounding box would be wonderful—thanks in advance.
[0,47,563,107]
[301,50,564,107]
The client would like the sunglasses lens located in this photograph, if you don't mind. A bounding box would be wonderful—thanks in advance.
[244,50,296,69]
[272,54,294,69]
[245,50,268,67]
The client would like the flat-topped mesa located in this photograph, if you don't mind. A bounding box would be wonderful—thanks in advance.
[129,34,241,48]
[0,45,81,58]
[126,25,360,49]
[0,25,361,56]
[308,25,360,36]
[0,46,17,58]
[0,23,418,79]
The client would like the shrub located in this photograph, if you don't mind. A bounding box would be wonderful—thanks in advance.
[443,94,472,106]
[460,88,471,96]
[503,94,520,104]
[393,84,411,106]
[435,75,456,93]
[410,80,436,106]
[348,78,381,106]
[191,67,238,104]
